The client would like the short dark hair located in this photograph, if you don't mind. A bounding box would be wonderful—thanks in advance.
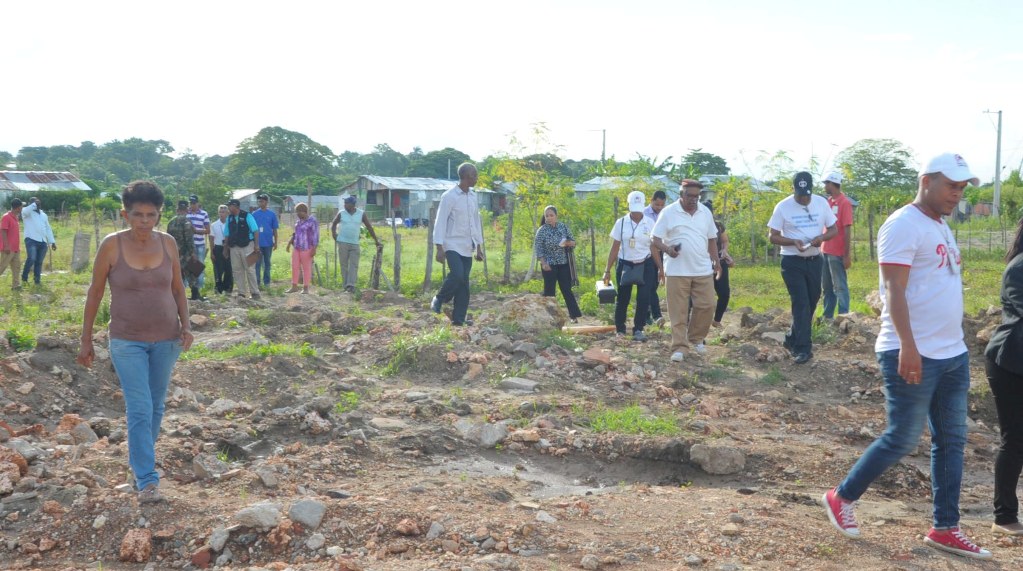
[10,198,23,208]
[257,194,269,201]
[121,181,164,211]
[652,190,667,201]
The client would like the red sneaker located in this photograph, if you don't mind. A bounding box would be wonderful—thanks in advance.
[924,527,992,559]
[821,488,860,539]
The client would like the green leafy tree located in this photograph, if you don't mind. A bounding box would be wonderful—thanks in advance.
[680,149,729,176]
[364,143,408,176]
[405,147,472,178]
[228,127,337,187]
[835,138,917,192]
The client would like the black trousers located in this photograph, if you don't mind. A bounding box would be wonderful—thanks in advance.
[542,263,582,319]
[781,255,823,354]
[714,262,730,322]
[986,357,1023,524]
[213,245,233,293]
[614,257,656,333]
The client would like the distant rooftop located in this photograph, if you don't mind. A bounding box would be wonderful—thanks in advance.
[0,171,91,192]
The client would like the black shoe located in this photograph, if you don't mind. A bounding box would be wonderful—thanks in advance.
[793,352,812,364]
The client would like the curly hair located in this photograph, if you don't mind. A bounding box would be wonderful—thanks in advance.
[121,181,165,211]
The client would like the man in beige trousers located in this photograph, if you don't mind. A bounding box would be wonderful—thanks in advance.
[651,179,719,362]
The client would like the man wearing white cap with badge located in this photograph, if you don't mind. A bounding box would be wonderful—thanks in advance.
[768,171,838,364]
[821,153,991,560]
[821,171,853,320]
[650,179,719,362]
[603,190,657,341]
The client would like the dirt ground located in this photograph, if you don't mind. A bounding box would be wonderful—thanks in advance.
[0,286,1020,571]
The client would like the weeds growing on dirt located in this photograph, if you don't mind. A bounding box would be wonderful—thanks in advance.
[761,366,786,385]
[537,330,580,350]
[334,391,360,414]
[811,319,837,345]
[382,325,455,376]
[180,341,307,361]
[246,309,275,326]
[587,404,681,436]
[6,325,36,352]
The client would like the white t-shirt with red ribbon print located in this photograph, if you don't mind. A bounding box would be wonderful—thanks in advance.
[874,204,966,359]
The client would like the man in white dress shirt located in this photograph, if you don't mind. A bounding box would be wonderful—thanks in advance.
[431,163,485,326]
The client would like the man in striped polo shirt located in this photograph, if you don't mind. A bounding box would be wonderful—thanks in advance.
[187,194,211,301]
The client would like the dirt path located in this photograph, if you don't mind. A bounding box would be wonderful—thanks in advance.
[0,289,1019,570]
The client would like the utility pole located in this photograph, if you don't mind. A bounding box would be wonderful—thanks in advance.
[985,110,1003,217]
[601,129,606,173]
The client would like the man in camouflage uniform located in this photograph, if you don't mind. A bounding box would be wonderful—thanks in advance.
[166,200,197,285]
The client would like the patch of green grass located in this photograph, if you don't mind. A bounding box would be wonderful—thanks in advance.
[761,365,786,385]
[701,367,732,381]
[587,404,681,436]
[246,308,274,326]
[334,391,360,414]
[382,325,455,376]
[714,357,741,368]
[299,342,317,357]
[811,319,837,345]
[537,330,579,350]
[180,341,306,361]
[6,325,36,352]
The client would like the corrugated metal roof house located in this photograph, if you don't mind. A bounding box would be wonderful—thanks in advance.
[573,175,680,201]
[0,171,92,205]
[340,175,504,224]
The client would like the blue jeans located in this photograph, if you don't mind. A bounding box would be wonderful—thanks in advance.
[436,251,473,325]
[780,255,823,355]
[21,238,49,285]
[109,338,182,490]
[254,245,273,286]
[821,254,850,318]
[187,243,207,289]
[837,350,970,529]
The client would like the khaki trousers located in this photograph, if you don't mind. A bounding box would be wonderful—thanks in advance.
[229,243,260,296]
[665,274,715,353]
[0,251,22,289]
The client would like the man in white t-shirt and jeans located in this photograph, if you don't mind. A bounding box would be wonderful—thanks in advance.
[821,153,990,559]
[651,179,719,362]
[768,172,838,364]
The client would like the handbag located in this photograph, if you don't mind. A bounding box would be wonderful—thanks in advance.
[620,261,645,287]
[245,249,262,267]
[185,257,205,277]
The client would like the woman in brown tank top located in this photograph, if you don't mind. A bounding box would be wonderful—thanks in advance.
[77,181,193,505]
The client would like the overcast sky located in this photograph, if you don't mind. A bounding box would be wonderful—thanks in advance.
[6,0,1021,183]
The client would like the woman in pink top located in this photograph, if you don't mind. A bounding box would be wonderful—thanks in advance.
[77,181,193,505]
[285,202,318,294]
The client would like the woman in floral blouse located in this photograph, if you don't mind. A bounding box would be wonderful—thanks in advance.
[533,205,582,322]
[285,203,318,294]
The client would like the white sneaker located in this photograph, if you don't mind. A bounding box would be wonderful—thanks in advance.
[670,352,685,362]
[694,343,707,356]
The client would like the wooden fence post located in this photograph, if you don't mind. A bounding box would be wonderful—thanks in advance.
[502,200,515,283]
[424,206,436,293]
[390,210,401,291]
[589,218,596,277]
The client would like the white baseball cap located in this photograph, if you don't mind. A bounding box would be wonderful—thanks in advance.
[823,171,843,185]
[919,153,979,186]
[627,191,646,212]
